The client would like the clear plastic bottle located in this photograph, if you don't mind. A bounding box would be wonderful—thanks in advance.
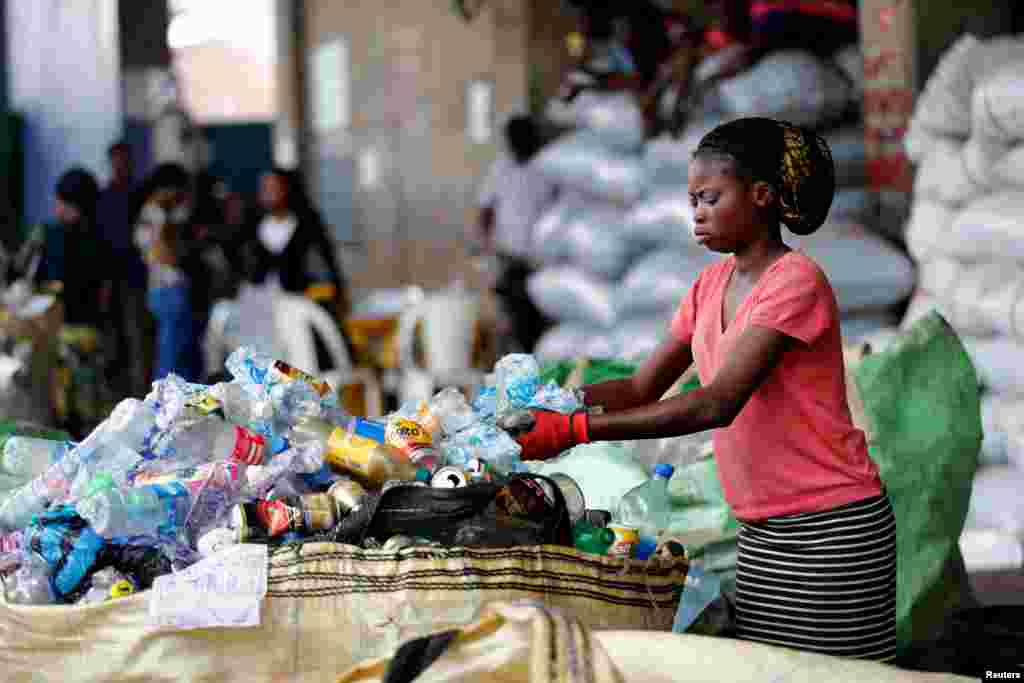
[4,552,56,605]
[615,464,675,560]
[290,417,418,489]
[147,417,268,473]
[62,398,158,502]
[1,437,71,479]
[76,482,191,540]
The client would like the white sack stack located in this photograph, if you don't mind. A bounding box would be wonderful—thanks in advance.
[901,33,1024,568]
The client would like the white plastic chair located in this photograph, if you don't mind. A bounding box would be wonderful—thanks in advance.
[394,287,485,407]
[272,293,384,417]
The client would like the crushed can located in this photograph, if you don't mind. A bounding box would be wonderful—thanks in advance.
[548,473,586,526]
[431,466,469,489]
[299,493,338,532]
[328,478,368,516]
[230,503,270,544]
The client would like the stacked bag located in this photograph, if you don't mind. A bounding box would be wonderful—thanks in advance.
[900,34,1024,571]
[532,48,914,362]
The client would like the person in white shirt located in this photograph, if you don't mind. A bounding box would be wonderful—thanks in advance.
[476,116,558,352]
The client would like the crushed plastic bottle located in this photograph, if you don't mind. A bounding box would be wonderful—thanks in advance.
[143,416,268,474]
[1,436,72,480]
[76,481,191,540]
[615,464,675,561]
[427,388,477,436]
[4,552,56,605]
[440,423,523,474]
[495,354,541,415]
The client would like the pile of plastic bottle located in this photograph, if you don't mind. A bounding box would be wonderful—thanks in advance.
[0,349,612,606]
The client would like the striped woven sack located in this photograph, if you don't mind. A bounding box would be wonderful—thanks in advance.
[0,542,686,683]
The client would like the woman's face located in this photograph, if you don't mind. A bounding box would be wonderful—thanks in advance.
[260,174,289,213]
[687,157,766,254]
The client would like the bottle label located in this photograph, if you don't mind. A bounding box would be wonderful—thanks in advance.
[325,428,374,476]
[184,393,223,417]
[270,360,332,398]
[134,462,244,497]
[256,499,304,536]
[231,427,267,466]
[385,419,433,461]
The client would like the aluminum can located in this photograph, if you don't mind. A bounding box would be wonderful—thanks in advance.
[299,493,338,532]
[431,466,469,488]
[328,478,368,516]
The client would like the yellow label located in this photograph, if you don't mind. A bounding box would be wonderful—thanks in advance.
[110,580,135,599]
[385,419,432,451]
[325,428,374,476]
[185,393,223,416]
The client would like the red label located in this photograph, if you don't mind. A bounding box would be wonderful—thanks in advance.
[256,500,303,536]
[231,426,267,465]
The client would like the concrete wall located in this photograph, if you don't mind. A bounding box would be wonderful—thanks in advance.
[298,0,530,292]
[5,0,122,225]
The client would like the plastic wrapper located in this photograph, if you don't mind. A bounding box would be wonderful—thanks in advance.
[527,266,617,328]
[534,132,647,205]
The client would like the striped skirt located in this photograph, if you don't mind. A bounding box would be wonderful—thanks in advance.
[735,494,898,662]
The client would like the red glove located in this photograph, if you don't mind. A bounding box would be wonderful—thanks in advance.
[515,410,590,461]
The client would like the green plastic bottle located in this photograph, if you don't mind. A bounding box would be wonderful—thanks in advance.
[573,520,615,556]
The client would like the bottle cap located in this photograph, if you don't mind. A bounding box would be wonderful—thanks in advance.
[654,464,675,479]
[633,537,658,561]
[415,467,432,483]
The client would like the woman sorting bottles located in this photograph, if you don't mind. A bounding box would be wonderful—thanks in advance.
[515,117,896,662]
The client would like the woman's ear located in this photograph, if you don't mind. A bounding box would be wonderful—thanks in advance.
[750,181,776,209]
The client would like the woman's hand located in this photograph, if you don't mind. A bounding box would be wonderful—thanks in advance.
[515,410,590,461]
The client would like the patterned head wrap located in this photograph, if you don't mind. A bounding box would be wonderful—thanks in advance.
[694,117,835,235]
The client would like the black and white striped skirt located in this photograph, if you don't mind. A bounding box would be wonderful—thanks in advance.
[735,494,898,662]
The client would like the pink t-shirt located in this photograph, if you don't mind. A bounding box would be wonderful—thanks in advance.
[670,251,883,521]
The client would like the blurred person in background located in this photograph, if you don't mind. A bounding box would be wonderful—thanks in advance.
[191,170,239,303]
[135,163,208,382]
[35,169,116,437]
[233,167,352,368]
[475,115,557,353]
[96,141,153,397]
[35,168,113,327]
